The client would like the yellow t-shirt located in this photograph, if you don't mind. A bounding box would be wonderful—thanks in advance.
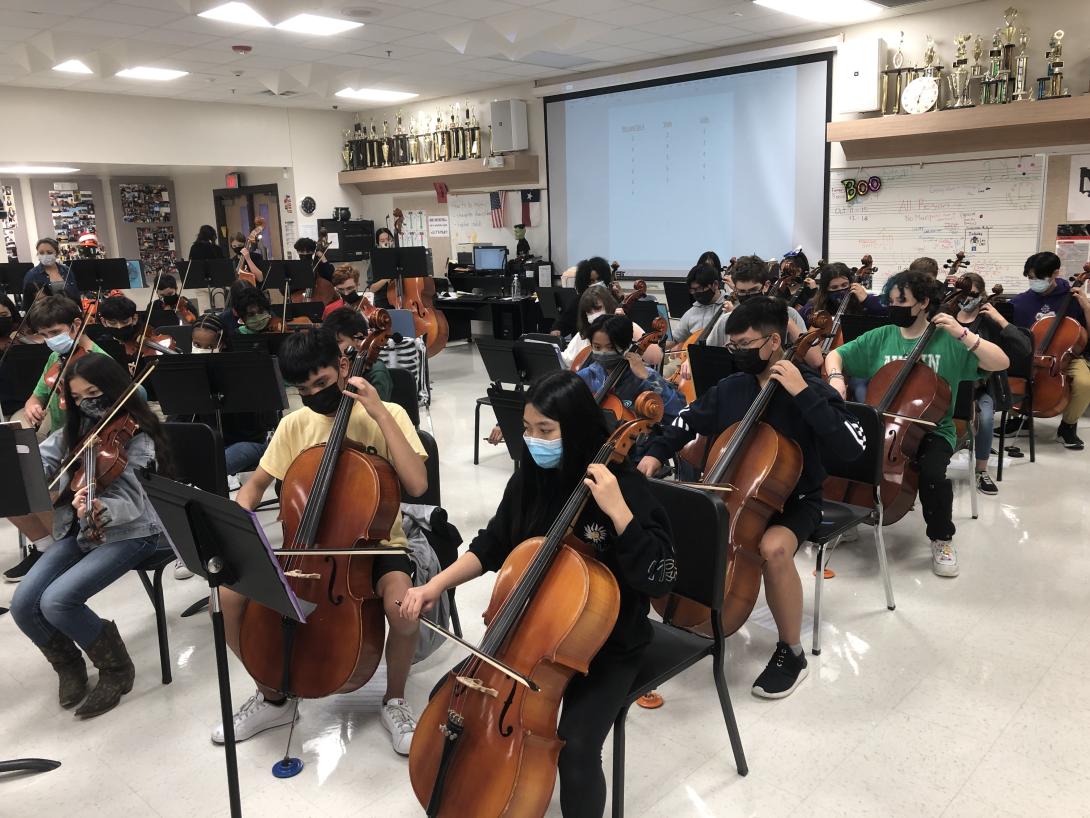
[260,400,426,548]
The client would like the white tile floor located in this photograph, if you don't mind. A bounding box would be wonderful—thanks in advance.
[2,342,1088,817]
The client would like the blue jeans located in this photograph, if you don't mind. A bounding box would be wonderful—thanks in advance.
[10,533,162,649]
[849,376,869,404]
[225,441,267,475]
[975,391,995,463]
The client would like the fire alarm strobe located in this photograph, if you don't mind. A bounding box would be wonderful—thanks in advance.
[232,45,252,55]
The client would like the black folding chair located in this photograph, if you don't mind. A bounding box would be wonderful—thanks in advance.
[951,381,979,520]
[387,366,420,428]
[811,403,895,655]
[999,366,1036,481]
[611,479,747,817]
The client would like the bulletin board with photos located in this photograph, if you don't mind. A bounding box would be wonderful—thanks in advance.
[120,183,171,223]
[136,225,178,278]
[49,187,97,260]
[2,185,17,262]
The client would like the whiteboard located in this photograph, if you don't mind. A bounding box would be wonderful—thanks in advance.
[828,156,1044,292]
[448,191,549,258]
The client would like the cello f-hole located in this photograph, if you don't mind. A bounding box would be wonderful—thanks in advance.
[325,555,344,605]
[497,680,517,737]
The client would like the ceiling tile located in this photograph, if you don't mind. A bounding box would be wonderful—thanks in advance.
[0,25,39,41]
[381,10,472,33]
[630,14,706,36]
[136,28,219,47]
[624,34,699,53]
[644,0,723,11]
[317,54,389,69]
[428,0,522,19]
[111,0,190,9]
[53,18,149,38]
[346,23,422,44]
[582,44,653,62]
[169,47,249,65]
[693,2,776,26]
[0,10,66,27]
[536,0,628,15]
[82,2,186,27]
[0,0,100,12]
[584,4,673,26]
[674,26,756,45]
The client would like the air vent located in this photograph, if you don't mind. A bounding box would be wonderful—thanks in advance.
[514,51,598,70]
[258,89,300,97]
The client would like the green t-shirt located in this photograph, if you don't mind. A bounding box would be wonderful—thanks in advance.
[365,358,393,402]
[836,325,982,449]
[32,341,108,433]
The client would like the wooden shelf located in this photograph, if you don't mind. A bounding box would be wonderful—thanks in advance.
[339,153,539,194]
[828,94,1090,160]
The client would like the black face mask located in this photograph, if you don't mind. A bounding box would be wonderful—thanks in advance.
[0,317,12,335]
[888,305,918,328]
[161,293,179,307]
[731,346,769,375]
[78,396,110,419]
[826,290,847,306]
[340,290,362,304]
[108,324,138,341]
[301,381,343,416]
[692,289,715,305]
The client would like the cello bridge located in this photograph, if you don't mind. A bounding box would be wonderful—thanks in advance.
[284,570,321,580]
[455,676,498,698]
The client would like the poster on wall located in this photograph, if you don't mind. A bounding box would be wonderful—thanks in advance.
[1056,223,1090,274]
[120,183,171,223]
[136,225,178,278]
[2,185,18,261]
[1068,155,1090,222]
[49,187,97,260]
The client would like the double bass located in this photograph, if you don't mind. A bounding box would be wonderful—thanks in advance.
[237,313,399,698]
[823,279,970,524]
[409,398,662,817]
[652,315,831,636]
[385,208,449,358]
[1023,263,1090,418]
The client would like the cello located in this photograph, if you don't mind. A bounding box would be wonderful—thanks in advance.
[668,257,740,403]
[409,397,663,818]
[653,314,831,636]
[1024,263,1090,418]
[385,208,449,358]
[591,317,667,423]
[237,313,401,698]
[569,281,651,372]
[823,280,970,524]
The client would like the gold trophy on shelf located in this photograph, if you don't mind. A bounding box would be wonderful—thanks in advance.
[881,32,912,115]
[946,32,974,108]
[1036,30,1070,100]
[1012,30,1031,100]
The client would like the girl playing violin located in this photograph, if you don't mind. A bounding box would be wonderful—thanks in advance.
[638,297,866,698]
[576,314,684,426]
[799,262,886,325]
[9,352,172,718]
[400,370,676,818]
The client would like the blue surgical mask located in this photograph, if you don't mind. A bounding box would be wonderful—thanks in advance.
[523,434,563,469]
[46,332,75,354]
[1028,278,1050,294]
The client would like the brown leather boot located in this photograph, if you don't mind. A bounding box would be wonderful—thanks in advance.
[75,621,135,719]
[38,631,88,708]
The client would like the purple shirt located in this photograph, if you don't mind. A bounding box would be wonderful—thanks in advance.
[1010,277,1086,330]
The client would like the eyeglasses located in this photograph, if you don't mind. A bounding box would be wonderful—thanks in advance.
[724,334,772,353]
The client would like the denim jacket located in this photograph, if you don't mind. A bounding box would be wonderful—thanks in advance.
[576,361,687,424]
[39,428,165,552]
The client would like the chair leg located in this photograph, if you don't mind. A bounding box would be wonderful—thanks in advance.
[873,520,896,611]
[970,467,979,520]
[1027,405,1036,462]
[997,409,1006,482]
[153,567,172,685]
[473,401,482,466]
[711,640,748,776]
[447,589,463,639]
[812,543,826,656]
[611,705,630,817]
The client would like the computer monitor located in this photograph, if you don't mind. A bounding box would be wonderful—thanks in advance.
[473,245,508,273]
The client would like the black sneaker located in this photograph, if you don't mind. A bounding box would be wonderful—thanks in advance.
[1057,423,1084,450]
[3,547,41,583]
[752,642,809,699]
[996,415,1027,437]
[976,471,998,495]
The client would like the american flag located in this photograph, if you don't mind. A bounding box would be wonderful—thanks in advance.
[490,191,507,228]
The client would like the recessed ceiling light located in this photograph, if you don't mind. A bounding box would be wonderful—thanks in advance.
[754,0,882,24]
[277,13,362,36]
[198,2,271,27]
[335,87,417,102]
[0,165,80,174]
[116,66,189,81]
[53,59,93,74]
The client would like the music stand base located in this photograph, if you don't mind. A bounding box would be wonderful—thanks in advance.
[272,757,303,778]
[0,758,61,775]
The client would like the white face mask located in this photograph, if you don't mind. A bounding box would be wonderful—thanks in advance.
[1028,278,1050,294]
[191,347,215,355]
[585,309,606,323]
[39,253,57,266]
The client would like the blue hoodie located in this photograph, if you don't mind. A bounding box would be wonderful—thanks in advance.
[1010,276,1086,331]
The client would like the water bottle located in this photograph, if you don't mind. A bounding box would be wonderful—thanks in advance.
[511,274,521,298]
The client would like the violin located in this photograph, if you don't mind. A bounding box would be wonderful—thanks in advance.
[824,280,970,524]
[41,305,95,415]
[653,314,831,636]
[1025,263,1090,418]
[238,312,397,699]
[593,317,667,423]
[385,208,449,358]
[237,219,266,287]
[855,254,877,290]
[409,398,663,817]
[266,315,315,333]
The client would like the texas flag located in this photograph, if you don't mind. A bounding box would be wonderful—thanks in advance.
[520,189,541,226]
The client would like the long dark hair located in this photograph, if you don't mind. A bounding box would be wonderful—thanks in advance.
[514,371,609,537]
[812,262,858,314]
[575,284,619,339]
[62,353,173,478]
[197,225,217,244]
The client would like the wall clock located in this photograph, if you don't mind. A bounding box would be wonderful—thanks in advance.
[300,196,316,216]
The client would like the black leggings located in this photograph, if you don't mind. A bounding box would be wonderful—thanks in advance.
[917,433,954,541]
[557,647,642,818]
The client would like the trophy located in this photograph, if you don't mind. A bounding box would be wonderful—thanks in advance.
[1037,30,1070,100]
[981,30,1005,104]
[881,32,912,115]
[380,119,391,167]
[946,33,975,108]
[469,107,481,159]
[999,7,1019,72]
[341,129,352,171]
[1012,30,1030,100]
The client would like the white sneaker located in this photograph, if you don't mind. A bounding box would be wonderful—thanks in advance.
[227,475,242,492]
[173,559,194,580]
[211,692,296,744]
[381,698,417,756]
[930,539,959,577]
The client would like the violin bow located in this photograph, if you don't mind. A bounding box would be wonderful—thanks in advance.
[48,362,158,490]
[0,285,50,369]
[135,267,166,358]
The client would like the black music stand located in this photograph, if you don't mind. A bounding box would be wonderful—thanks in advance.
[286,302,324,323]
[663,281,695,319]
[0,262,32,300]
[486,386,527,463]
[840,314,891,343]
[146,352,288,434]
[140,473,307,818]
[371,247,429,279]
[687,344,737,399]
[265,261,314,298]
[70,258,130,293]
[514,338,562,383]
[0,344,51,412]
[0,425,60,776]
[475,338,521,388]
